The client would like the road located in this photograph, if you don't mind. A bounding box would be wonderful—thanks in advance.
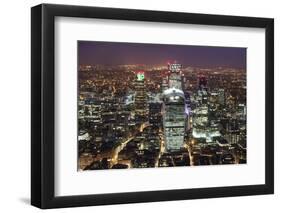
[111,122,150,167]
[155,133,165,167]
[111,136,135,165]
[186,144,194,166]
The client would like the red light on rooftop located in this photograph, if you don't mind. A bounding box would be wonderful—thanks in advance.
[136,70,145,75]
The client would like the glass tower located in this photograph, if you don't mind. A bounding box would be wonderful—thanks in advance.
[163,88,186,151]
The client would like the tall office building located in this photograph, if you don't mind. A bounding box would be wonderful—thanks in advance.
[149,102,163,128]
[162,63,187,151]
[163,88,186,151]
[218,88,225,105]
[198,76,208,91]
[184,92,191,131]
[192,76,220,143]
[134,71,148,123]
[225,119,240,144]
[161,75,169,92]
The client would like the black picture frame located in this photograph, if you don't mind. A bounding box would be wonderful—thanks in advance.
[31,3,274,209]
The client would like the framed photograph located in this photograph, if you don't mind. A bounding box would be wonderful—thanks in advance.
[31,4,274,209]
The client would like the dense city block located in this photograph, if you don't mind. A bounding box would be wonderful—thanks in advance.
[78,63,246,170]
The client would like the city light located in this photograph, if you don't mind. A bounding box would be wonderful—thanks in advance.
[78,42,247,171]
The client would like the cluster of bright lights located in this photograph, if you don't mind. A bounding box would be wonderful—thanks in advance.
[169,96,180,100]
[136,71,145,81]
[168,63,182,72]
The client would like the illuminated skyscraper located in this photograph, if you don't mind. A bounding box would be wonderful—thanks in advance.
[134,71,148,123]
[163,88,186,151]
[162,63,187,151]
[192,105,209,139]
[192,76,220,143]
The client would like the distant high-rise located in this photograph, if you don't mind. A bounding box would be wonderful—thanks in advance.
[198,76,208,91]
[197,76,208,105]
[161,75,169,92]
[168,63,183,90]
[134,71,148,123]
[218,88,225,105]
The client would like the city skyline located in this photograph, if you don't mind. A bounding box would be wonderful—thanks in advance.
[78,41,247,69]
[78,41,247,171]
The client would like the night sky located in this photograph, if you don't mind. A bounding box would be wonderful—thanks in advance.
[78,41,246,69]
